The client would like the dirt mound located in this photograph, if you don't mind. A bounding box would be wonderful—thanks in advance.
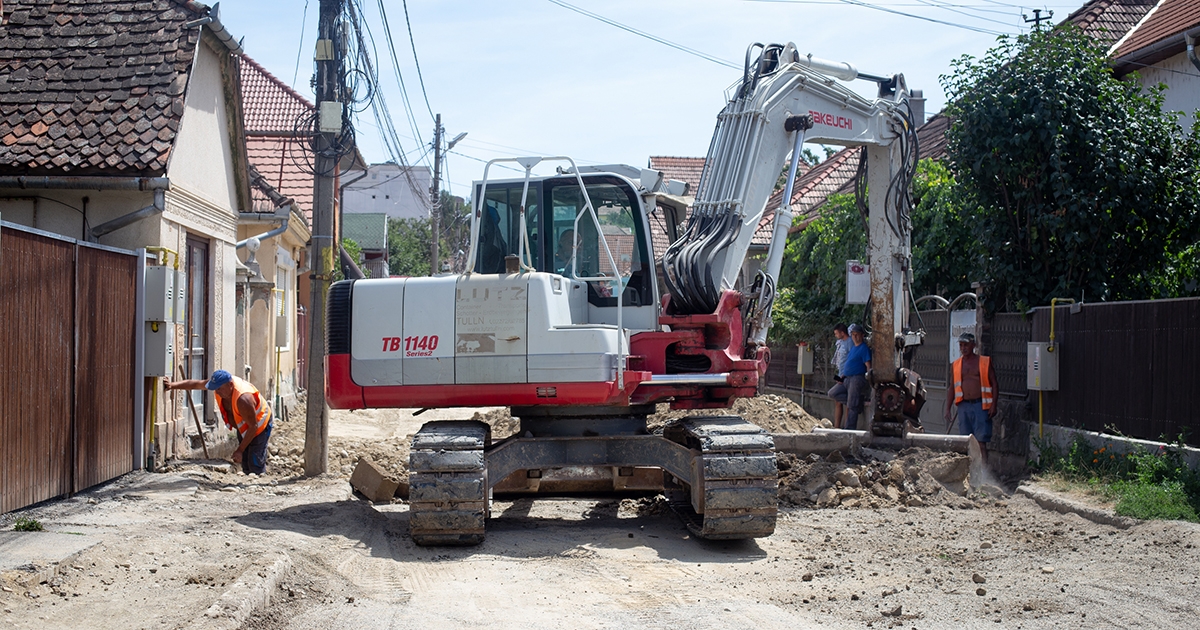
[471,408,519,440]
[647,393,823,434]
[264,412,410,481]
[778,447,974,509]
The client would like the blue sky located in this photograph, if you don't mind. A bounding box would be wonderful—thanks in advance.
[219,0,1075,198]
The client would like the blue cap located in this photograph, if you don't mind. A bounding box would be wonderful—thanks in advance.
[205,369,233,391]
[848,323,864,334]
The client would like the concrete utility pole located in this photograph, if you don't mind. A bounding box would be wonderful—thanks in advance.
[429,113,443,275]
[304,0,343,477]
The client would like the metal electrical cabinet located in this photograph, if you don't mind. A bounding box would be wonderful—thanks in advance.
[796,342,814,375]
[144,265,186,377]
[1027,342,1059,391]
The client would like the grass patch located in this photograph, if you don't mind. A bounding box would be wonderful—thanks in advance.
[1032,434,1200,523]
[13,516,43,532]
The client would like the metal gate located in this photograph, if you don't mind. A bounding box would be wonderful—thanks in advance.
[0,222,138,513]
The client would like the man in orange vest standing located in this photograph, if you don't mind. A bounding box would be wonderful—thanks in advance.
[943,332,998,463]
[165,370,273,474]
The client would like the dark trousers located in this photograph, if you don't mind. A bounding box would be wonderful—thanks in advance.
[241,422,272,474]
[828,374,868,430]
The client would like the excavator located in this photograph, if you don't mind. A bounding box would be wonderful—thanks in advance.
[325,42,926,545]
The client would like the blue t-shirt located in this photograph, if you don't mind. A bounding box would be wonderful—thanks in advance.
[842,342,871,376]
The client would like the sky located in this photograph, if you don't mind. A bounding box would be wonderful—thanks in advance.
[218,0,1079,199]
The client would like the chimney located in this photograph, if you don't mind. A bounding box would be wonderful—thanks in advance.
[909,89,926,126]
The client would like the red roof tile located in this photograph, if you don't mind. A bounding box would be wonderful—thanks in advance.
[649,156,705,193]
[1065,0,1159,50]
[240,53,317,219]
[1113,0,1200,62]
[0,0,207,176]
[239,54,315,133]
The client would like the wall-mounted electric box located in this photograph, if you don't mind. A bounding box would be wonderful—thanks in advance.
[144,265,175,323]
[173,269,186,325]
[145,321,174,377]
[797,342,814,375]
[1027,342,1059,391]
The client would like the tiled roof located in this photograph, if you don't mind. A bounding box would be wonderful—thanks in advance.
[1064,0,1158,50]
[0,0,208,176]
[343,212,388,252]
[239,54,314,133]
[240,53,316,219]
[1113,0,1200,62]
[648,156,705,192]
[916,113,950,161]
[247,137,314,218]
[764,147,860,229]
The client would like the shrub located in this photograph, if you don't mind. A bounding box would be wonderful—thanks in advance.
[13,516,43,532]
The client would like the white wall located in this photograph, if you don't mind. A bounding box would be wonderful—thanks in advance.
[169,39,241,216]
[343,164,432,219]
[1136,51,1200,132]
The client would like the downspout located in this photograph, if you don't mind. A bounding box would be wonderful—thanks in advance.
[1186,29,1200,73]
[91,188,167,239]
[237,205,292,249]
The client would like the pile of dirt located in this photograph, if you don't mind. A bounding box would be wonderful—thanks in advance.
[647,393,824,434]
[470,408,519,440]
[777,447,974,509]
[262,412,410,480]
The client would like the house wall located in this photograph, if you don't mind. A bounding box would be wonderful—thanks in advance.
[1135,51,1200,131]
[343,164,431,219]
[235,217,309,416]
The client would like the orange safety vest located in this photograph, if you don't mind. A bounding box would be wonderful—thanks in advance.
[952,355,994,410]
[215,376,271,438]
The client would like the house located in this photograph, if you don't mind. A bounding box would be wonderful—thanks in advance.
[343,162,431,220]
[646,155,811,287]
[0,0,251,491]
[343,212,389,278]
[1102,0,1200,128]
[237,53,323,418]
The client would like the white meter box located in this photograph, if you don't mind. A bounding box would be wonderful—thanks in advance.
[145,321,174,377]
[1027,342,1059,391]
[144,265,174,322]
[796,343,814,375]
[846,260,869,305]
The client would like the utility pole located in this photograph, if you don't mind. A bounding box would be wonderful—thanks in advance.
[429,114,443,275]
[1022,9,1053,29]
[305,0,343,477]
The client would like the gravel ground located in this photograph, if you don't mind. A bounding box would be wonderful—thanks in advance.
[1,401,1198,629]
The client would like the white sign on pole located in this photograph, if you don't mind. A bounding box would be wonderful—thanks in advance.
[949,309,977,364]
[846,260,869,305]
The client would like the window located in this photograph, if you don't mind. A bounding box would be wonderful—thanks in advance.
[546,177,650,306]
[473,185,540,273]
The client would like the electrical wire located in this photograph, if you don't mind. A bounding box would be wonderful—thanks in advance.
[746,0,1016,35]
[291,0,310,87]
[545,0,740,69]
[400,0,436,121]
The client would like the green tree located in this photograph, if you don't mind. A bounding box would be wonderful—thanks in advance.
[942,26,1200,311]
[768,193,864,352]
[387,218,432,277]
[910,159,980,298]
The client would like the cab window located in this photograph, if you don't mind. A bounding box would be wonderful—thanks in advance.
[546,177,650,306]
[473,185,539,273]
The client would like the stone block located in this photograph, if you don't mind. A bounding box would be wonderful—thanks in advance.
[349,456,400,503]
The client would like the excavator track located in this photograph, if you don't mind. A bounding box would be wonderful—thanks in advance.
[408,420,490,546]
[662,416,778,540]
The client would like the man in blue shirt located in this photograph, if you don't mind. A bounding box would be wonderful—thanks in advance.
[827,323,872,430]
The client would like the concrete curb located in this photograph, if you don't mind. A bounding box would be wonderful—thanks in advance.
[1016,484,1138,530]
[182,552,292,630]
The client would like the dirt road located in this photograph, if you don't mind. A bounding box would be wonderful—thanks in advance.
[2,405,1198,629]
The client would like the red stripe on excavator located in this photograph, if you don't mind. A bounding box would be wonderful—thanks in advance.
[325,353,650,409]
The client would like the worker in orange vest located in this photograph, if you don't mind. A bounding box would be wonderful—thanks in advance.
[943,332,998,463]
[165,370,273,474]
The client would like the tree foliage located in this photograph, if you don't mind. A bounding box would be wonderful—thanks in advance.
[386,191,471,277]
[910,159,980,298]
[942,26,1200,311]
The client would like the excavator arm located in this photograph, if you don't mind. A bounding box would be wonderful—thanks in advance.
[662,42,923,434]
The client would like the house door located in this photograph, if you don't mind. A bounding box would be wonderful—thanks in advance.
[184,235,210,423]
